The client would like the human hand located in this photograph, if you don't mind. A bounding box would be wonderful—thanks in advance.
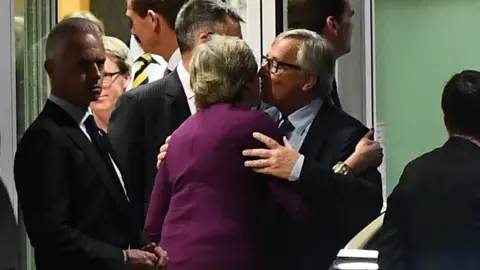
[243,132,300,180]
[142,243,168,269]
[156,136,171,169]
[125,249,157,270]
[345,129,383,173]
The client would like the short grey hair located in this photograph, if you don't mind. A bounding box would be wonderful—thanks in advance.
[45,18,103,61]
[175,0,244,53]
[102,36,130,74]
[275,29,335,97]
[190,34,257,109]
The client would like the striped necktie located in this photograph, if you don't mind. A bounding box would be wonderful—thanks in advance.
[132,54,153,88]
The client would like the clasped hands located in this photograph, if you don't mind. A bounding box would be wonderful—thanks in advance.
[126,243,168,270]
[157,129,383,179]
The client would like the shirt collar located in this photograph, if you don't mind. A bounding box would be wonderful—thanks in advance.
[279,98,322,131]
[177,61,194,99]
[168,49,182,71]
[48,94,93,125]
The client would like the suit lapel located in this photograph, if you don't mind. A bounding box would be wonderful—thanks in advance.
[43,101,130,217]
[299,100,336,157]
[163,69,191,132]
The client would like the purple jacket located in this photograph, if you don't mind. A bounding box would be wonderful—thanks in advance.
[144,103,306,270]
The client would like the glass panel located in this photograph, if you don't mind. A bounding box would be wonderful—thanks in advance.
[16,0,55,139]
[15,0,56,269]
[224,0,247,38]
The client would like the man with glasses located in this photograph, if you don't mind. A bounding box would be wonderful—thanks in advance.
[243,29,383,270]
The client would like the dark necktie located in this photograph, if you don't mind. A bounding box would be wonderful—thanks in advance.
[164,68,171,77]
[278,117,295,138]
[84,115,127,195]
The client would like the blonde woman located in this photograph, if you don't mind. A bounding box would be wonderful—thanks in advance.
[90,36,130,132]
[145,35,306,270]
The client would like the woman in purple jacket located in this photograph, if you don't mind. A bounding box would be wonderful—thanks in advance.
[144,35,307,270]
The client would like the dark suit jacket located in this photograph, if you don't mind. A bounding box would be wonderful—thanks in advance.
[264,100,382,270]
[0,179,18,270]
[144,103,307,270]
[378,137,480,270]
[14,101,148,270]
[109,70,191,224]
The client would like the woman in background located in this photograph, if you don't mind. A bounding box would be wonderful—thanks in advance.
[90,36,130,132]
[144,35,307,270]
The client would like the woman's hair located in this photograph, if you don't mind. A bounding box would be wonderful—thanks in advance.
[190,34,258,109]
[62,11,105,35]
[102,36,130,74]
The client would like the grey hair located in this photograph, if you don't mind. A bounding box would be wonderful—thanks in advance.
[190,34,258,109]
[175,0,244,53]
[102,36,130,74]
[45,17,103,61]
[275,29,335,97]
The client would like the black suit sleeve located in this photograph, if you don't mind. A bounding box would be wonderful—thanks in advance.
[296,127,383,231]
[14,128,125,269]
[377,167,410,270]
[108,92,145,223]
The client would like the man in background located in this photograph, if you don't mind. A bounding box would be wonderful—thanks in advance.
[125,0,187,89]
[288,0,355,109]
[378,70,480,269]
[109,0,244,225]
[14,18,166,269]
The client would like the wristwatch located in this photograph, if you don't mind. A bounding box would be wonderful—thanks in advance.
[333,161,351,176]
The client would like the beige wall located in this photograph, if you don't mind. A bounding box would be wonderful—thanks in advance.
[57,0,90,20]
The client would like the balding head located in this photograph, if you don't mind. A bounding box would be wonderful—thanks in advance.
[45,17,103,61]
[45,18,106,110]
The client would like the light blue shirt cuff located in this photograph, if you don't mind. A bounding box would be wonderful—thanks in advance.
[288,154,305,181]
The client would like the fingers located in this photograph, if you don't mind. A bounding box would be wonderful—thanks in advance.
[283,136,293,149]
[165,135,171,144]
[242,148,271,158]
[252,132,280,149]
[244,158,270,168]
[363,128,374,140]
[160,143,168,153]
[156,152,167,169]
[144,251,159,265]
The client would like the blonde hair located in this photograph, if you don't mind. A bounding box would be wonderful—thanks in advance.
[62,11,105,35]
[102,36,130,74]
[190,35,258,109]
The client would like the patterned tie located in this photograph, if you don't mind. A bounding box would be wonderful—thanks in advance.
[132,54,154,88]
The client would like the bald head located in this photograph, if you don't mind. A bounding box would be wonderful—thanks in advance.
[45,17,103,61]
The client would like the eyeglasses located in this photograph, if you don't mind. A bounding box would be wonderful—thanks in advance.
[102,71,121,86]
[261,55,301,74]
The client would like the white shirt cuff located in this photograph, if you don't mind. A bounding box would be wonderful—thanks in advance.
[288,154,305,181]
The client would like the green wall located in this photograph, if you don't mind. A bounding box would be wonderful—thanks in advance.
[375,0,480,194]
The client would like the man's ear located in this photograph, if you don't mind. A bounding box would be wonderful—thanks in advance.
[301,74,317,92]
[325,16,339,35]
[44,59,54,75]
[198,31,212,43]
[147,10,162,32]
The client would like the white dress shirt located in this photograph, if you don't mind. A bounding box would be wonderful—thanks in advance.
[265,98,323,181]
[126,35,182,91]
[177,61,196,114]
[48,95,129,199]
